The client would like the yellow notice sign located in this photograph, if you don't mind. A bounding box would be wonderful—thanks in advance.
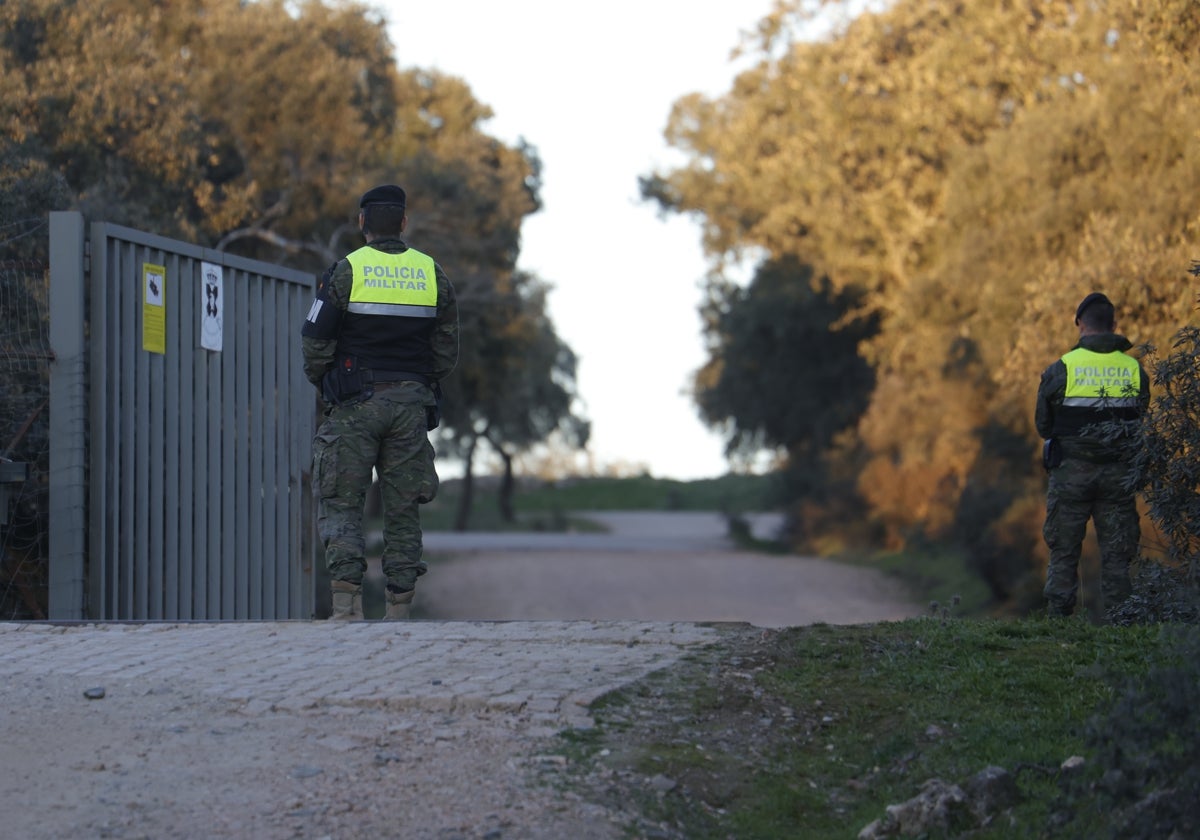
[142,262,166,354]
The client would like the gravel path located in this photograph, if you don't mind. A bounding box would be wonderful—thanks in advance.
[416,512,918,627]
[2,512,920,839]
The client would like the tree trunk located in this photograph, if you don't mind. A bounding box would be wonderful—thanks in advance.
[453,436,477,532]
[498,448,515,523]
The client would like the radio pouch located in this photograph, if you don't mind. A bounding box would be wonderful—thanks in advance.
[322,356,373,406]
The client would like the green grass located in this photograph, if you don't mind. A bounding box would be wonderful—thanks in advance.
[416,472,785,532]
[848,546,997,617]
[571,617,1181,839]
[513,473,786,512]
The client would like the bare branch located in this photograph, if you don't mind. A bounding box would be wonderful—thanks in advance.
[215,227,336,264]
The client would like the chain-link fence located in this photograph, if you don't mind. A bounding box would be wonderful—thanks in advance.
[1,236,52,619]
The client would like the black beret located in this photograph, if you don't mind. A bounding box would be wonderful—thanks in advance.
[1075,292,1112,322]
[359,184,407,208]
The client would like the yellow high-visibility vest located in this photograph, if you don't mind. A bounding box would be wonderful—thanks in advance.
[1062,347,1140,407]
[346,246,437,318]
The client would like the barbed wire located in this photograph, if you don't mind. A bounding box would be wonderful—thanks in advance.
[0,217,48,250]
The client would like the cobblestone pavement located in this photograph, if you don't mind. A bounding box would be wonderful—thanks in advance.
[1,619,721,730]
[0,514,915,837]
[0,619,730,839]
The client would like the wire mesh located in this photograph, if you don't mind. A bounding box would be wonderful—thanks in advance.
[1,243,52,619]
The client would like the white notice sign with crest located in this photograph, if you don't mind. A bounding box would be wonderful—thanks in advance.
[200,262,223,352]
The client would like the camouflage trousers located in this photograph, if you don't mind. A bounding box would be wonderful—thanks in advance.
[312,381,439,591]
[1042,457,1138,617]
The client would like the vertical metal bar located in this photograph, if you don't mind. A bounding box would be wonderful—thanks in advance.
[103,229,126,619]
[143,248,164,620]
[294,282,317,618]
[88,222,112,619]
[256,278,276,617]
[276,280,290,615]
[205,302,222,618]
[221,271,239,618]
[240,268,259,619]
[192,292,211,620]
[134,243,148,617]
[47,212,88,619]
[119,239,139,618]
[175,255,195,619]
[159,249,180,619]
[249,275,268,619]
[271,282,288,616]
[204,282,222,618]
[105,231,126,617]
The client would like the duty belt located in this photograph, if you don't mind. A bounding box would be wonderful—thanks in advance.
[368,369,430,386]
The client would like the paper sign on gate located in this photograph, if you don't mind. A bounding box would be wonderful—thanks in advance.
[200,262,223,352]
[142,262,166,355]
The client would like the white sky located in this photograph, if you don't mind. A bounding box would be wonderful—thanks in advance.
[380,1,778,480]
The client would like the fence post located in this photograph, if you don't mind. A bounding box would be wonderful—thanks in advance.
[48,211,88,619]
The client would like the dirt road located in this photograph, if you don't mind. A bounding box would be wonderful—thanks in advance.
[412,511,921,627]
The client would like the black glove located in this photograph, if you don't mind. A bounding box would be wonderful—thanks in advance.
[426,381,443,431]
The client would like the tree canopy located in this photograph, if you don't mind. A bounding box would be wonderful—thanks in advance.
[650,0,1200,592]
[694,257,875,475]
[1,0,587,513]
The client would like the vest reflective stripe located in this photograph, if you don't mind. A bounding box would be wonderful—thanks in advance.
[1062,396,1140,407]
[347,301,436,318]
[1063,347,1140,401]
[346,246,437,317]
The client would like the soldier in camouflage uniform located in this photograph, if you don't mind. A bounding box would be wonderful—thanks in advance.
[1035,292,1149,618]
[301,184,459,620]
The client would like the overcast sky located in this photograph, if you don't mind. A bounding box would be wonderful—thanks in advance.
[380,1,779,479]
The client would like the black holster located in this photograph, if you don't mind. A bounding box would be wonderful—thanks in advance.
[1042,438,1062,472]
[322,356,374,406]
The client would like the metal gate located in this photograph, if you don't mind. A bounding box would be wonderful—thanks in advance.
[48,212,317,620]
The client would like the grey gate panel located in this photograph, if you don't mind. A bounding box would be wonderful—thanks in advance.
[59,213,316,619]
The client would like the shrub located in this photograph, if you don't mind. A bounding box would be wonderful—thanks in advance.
[1109,558,1200,626]
[1056,625,1200,838]
[1131,321,1200,585]
[1100,275,1200,625]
